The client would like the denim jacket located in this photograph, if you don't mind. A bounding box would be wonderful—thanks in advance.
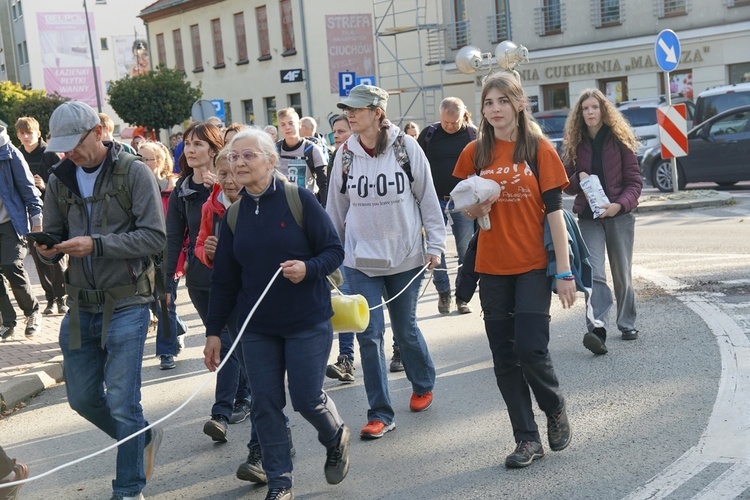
[0,126,43,237]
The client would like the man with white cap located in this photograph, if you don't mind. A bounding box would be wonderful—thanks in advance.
[35,101,166,500]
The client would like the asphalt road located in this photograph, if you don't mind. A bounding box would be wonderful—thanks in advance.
[2,193,749,499]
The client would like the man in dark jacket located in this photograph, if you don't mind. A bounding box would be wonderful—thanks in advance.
[15,116,68,316]
[0,124,43,341]
[36,101,166,499]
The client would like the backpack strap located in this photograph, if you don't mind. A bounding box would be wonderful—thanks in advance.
[467,126,476,141]
[283,182,304,228]
[226,199,241,233]
[339,143,354,194]
[423,124,438,146]
[392,132,414,183]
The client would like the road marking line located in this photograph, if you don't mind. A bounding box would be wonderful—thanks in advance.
[693,461,750,500]
[626,266,750,499]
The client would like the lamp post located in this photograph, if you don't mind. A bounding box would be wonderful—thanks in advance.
[82,0,103,112]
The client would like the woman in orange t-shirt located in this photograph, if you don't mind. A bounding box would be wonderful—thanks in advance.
[453,72,577,469]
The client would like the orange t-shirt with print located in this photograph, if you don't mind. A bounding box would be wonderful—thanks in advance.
[453,138,569,276]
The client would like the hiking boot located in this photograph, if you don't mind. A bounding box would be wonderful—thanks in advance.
[621,329,639,340]
[56,298,69,314]
[360,420,395,440]
[143,427,163,481]
[326,355,355,382]
[324,426,350,484]
[229,399,251,424]
[456,299,472,314]
[0,458,28,500]
[547,401,572,452]
[410,391,433,412]
[237,444,267,483]
[43,301,55,315]
[583,328,608,355]
[24,311,41,337]
[159,355,176,370]
[203,415,228,442]
[264,487,293,500]
[438,291,452,314]
[504,440,545,468]
[389,347,404,372]
[0,326,14,342]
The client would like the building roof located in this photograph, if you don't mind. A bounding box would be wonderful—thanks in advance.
[139,0,223,21]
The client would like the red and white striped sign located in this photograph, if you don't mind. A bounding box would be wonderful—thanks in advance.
[657,104,688,159]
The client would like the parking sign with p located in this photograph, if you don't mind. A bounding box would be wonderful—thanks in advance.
[339,72,356,97]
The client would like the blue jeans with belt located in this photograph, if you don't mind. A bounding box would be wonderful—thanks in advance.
[59,304,151,497]
[432,198,475,294]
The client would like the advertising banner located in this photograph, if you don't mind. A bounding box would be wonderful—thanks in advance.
[37,12,103,107]
[325,14,376,94]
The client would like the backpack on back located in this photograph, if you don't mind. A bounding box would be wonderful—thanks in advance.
[338,131,414,194]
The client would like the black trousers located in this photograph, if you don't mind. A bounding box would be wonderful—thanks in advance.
[29,244,66,302]
[0,221,39,325]
[479,269,564,444]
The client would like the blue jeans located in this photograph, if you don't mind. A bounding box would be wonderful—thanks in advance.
[432,199,475,294]
[155,279,182,356]
[345,266,436,424]
[242,320,344,489]
[336,266,355,362]
[59,304,151,497]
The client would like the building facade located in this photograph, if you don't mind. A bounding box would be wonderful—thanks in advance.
[0,0,153,135]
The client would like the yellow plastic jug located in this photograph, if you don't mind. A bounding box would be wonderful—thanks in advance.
[331,294,370,333]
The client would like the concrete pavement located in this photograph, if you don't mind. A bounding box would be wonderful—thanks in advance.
[0,189,734,413]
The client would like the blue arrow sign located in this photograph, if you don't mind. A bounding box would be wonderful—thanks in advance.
[655,29,680,73]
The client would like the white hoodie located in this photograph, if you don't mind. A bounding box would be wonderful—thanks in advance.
[327,125,446,277]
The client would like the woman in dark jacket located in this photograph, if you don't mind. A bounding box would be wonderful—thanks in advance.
[562,88,642,355]
[204,128,349,500]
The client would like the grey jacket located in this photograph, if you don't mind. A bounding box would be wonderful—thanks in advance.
[42,142,166,311]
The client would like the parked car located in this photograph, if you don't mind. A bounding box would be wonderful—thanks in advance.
[532,109,569,157]
[617,96,694,164]
[640,104,750,192]
[694,82,750,125]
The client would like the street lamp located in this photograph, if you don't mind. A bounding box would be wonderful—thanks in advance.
[455,40,529,82]
[82,0,103,112]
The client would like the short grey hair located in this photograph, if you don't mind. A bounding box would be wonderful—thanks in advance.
[229,127,279,166]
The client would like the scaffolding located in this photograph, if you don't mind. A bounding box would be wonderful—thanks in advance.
[372,0,445,126]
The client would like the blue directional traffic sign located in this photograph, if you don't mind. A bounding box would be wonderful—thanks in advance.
[655,29,681,73]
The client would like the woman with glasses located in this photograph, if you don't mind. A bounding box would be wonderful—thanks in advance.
[326,85,446,440]
[204,128,349,500]
[453,72,575,469]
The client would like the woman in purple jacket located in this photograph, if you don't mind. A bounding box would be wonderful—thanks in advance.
[562,89,642,355]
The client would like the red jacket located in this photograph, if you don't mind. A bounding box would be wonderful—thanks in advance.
[564,132,642,215]
[195,183,227,268]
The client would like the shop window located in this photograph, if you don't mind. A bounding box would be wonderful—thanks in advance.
[729,63,750,84]
[243,99,255,125]
[598,77,628,104]
[542,83,569,110]
[265,96,277,125]
[660,70,693,100]
[288,93,302,117]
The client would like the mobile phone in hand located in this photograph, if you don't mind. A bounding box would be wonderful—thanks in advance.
[26,231,61,248]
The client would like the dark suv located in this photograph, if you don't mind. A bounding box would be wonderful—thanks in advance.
[694,82,750,125]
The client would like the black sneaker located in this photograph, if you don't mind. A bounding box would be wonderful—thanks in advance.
[203,415,228,442]
[547,401,572,452]
[229,399,251,424]
[505,440,545,468]
[324,426,350,484]
[265,487,293,500]
[0,326,14,341]
[43,301,55,315]
[159,355,176,370]
[621,329,639,340]
[237,444,267,483]
[583,327,608,355]
[56,298,69,314]
[389,347,404,372]
[326,355,355,382]
[24,311,41,337]
[437,291,452,314]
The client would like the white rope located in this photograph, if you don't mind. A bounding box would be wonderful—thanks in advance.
[3,267,284,488]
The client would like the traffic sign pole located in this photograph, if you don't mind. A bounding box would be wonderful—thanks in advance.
[664,71,679,193]
[655,29,682,192]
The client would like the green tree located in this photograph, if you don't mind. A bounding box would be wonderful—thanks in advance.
[0,81,34,129]
[11,92,69,140]
[107,67,202,133]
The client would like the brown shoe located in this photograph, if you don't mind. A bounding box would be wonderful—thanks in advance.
[437,292,451,314]
[456,299,472,314]
[0,459,29,500]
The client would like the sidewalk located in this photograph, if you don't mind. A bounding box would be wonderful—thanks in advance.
[0,189,734,412]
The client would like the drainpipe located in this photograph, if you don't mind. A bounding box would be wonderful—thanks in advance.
[298,0,313,116]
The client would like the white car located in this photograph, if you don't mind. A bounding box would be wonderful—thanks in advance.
[617,96,694,163]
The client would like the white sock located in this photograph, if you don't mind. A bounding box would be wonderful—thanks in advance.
[1,470,15,482]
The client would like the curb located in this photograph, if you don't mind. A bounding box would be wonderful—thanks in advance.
[636,192,733,213]
[0,356,64,412]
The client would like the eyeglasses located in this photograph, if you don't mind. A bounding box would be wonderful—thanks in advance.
[227,150,265,163]
[140,157,157,163]
[66,127,95,154]
[341,106,370,115]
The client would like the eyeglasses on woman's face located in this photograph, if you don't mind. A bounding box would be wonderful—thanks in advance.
[341,106,371,116]
[227,150,265,164]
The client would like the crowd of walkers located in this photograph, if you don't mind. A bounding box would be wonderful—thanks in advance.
[1,72,643,500]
